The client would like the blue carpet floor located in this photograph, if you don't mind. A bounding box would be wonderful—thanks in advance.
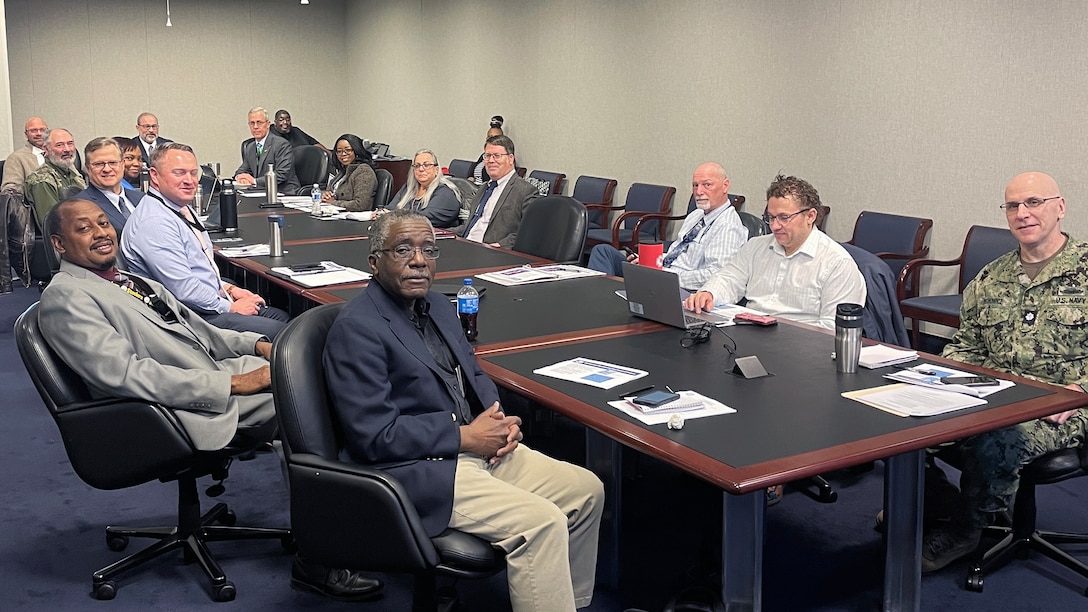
[3,283,1087,611]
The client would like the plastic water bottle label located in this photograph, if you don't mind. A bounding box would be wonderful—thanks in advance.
[458,296,479,314]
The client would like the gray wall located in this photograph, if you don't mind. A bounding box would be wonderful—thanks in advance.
[9,1,1088,334]
[6,0,347,174]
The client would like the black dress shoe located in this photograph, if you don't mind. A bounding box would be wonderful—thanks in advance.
[290,555,383,601]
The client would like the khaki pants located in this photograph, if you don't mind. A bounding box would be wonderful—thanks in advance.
[450,445,604,611]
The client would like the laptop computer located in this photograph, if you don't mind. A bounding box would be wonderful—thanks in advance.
[373,143,390,158]
[621,262,730,329]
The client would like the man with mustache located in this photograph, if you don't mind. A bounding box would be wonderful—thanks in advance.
[25,128,86,228]
[133,112,173,167]
[39,197,383,602]
[324,209,604,610]
[587,162,748,291]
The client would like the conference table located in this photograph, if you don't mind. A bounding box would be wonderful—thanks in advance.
[211,207,1087,612]
[475,320,1087,612]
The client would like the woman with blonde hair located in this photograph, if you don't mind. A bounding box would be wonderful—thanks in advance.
[387,149,462,228]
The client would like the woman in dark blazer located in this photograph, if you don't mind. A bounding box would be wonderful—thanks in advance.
[388,149,463,228]
[321,133,377,211]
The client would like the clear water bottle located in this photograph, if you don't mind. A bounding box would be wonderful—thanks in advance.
[457,278,479,341]
[310,183,322,215]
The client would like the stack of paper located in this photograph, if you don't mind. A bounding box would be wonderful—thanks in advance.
[843,384,987,417]
[884,364,1014,398]
[476,265,605,286]
[218,244,270,258]
[859,344,918,369]
[269,261,371,288]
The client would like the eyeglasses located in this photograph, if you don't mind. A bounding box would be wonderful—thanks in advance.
[89,160,123,170]
[481,153,511,161]
[1000,196,1060,212]
[138,124,158,129]
[763,208,813,225]
[375,244,441,260]
[334,148,354,155]
[412,163,438,170]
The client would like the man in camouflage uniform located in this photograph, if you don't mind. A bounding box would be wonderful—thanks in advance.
[25,128,85,230]
[922,171,1088,572]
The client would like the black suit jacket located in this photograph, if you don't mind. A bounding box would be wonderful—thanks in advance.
[323,281,500,536]
[133,136,174,167]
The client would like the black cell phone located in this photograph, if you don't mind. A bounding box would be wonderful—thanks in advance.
[288,263,325,273]
[632,389,681,407]
[944,375,999,387]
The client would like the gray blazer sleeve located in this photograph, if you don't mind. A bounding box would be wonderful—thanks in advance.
[333,164,377,211]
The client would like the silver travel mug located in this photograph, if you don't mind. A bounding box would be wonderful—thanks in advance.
[835,303,864,373]
[268,214,284,257]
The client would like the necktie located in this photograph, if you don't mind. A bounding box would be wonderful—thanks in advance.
[660,218,706,268]
[117,195,131,219]
[463,181,498,236]
[256,141,264,160]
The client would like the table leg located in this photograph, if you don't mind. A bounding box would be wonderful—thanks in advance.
[883,450,924,612]
[585,429,621,588]
[721,490,764,612]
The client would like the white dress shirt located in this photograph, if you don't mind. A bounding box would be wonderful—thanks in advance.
[662,203,749,290]
[699,228,866,330]
[465,169,515,243]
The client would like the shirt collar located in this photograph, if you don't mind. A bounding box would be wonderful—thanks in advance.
[769,227,822,259]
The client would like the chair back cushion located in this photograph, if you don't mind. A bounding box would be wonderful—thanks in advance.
[572,176,618,228]
[528,170,566,195]
[271,303,346,460]
[373,168,393,209]
[737,211,770,239]
[961,225,1019,291]
[512,196,587,264]
[621,183,676,238]
[850,211,933,280]
[292,145,329,189]
[447,159,473,179]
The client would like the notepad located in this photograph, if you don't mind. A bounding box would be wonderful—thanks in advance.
[859,344,918,369]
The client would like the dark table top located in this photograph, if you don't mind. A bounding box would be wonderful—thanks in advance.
[479,321,1085,493]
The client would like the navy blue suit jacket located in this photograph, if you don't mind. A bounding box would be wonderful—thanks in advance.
[133,136,173,167]
[75,185,145,235]
[323,280,500,536]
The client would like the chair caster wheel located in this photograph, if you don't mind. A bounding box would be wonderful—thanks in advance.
[218,509,237,526]
[965,572,984,592]
[93,580,117,600]
[213,581,236,602]
[107,535,129,552]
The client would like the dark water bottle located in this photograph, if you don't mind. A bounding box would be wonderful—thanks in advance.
[835,303,864,373]
[220,179,238,232]
[457,278,479,341]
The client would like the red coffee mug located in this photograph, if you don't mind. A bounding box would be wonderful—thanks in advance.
[638,242,664,269]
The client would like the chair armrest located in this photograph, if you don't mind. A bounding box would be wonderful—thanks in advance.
[287,453,439,572]
[873,246,929,262]
[625,211,685,246]
[896,255,963,303]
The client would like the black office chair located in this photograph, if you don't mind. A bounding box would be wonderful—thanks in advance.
[14,303,292,602]
[292,145,329,194]
[373,168,394,209]
[269,304,505,611]
[966,444,1088,595]
[447,159,474,179]
[512,196,587,264]
[527,170,566,195]
[737,210,769,238]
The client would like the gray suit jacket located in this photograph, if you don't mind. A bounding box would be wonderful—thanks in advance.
[235,132,300,194]
[39,261,273,451]
[75,185,144,236]
[450,174,539,248]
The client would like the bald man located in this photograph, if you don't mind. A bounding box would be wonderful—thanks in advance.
[1,117,48,290]
[918,171,1088,573]
[587,162,749,291]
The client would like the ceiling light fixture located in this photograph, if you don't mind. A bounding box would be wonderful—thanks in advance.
[301,0,310,5]
[166,0,172,26]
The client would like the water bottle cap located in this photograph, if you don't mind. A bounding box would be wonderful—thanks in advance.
[463,278,472,285]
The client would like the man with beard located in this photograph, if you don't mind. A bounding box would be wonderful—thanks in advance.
[25,128,86,228]
[133,112,173,167]
[586,162,748,291]
[39,197,383,601]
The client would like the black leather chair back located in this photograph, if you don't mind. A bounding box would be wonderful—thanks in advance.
[447,159,473,179]
[512,196,587,264]
[373,168,393,209]
[737,211,769,238]
[270,303,345,460]
[959,225,1018,291]
[14,303,194,490]
[292,145,329,190]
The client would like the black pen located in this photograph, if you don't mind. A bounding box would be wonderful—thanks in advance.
[617,385,654,399]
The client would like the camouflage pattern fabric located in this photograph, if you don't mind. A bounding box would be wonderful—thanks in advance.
[941,235,1088,527]
[24,161,85,229]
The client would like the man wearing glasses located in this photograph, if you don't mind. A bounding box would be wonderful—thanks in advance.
[233,107,300,194]
[133,113,173,167]
[685,174,864,330]
[450,135,539,248]
[325,210,604,610]
[916,172,1088,573]
[74,138,145,235]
